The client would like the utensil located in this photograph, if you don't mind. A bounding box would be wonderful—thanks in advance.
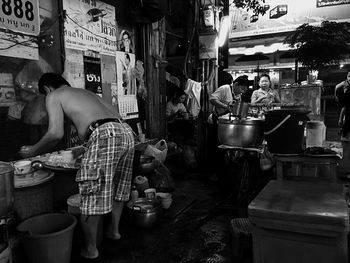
[126,197,162,228]
[229,101,250,118]
[218,116,265,147]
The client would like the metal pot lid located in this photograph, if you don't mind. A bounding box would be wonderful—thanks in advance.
[127,197,161,212]
[0,161,14,173]
[218,116,265,124]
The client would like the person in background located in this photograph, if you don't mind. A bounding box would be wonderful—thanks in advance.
[166,89,188,122]
[251,74,281,104]
[166,89,191,146]
[335,70,350,174]
[19,73,135,260]
[209,74,249,124]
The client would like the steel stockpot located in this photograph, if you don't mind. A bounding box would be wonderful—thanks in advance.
[217,116,265,148]
[126,197,162,228]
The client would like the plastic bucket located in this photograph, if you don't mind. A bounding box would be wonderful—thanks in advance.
[17,213,76,263]
[264,109,309,154]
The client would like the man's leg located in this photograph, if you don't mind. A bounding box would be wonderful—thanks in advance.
[105,200,124,240]
[80,214,100,259]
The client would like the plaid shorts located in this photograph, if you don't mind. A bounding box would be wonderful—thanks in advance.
[76,121,135,215]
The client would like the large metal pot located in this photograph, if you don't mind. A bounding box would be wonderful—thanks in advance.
[126,197,162,228]
[0,162,15,217]
[218,116,265,147]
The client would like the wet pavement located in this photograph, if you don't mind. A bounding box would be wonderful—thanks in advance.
[71,162,240,263]
[11,153,256,263]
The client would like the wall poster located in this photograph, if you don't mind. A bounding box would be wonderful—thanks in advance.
[0,0,39,59]
[83,55,102,96]
[229,0,350,39]
[115,51,138,120]
[63,0,117,56]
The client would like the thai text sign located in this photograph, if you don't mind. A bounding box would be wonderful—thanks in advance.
[229,0,350,39]
[63,0,117,56]
[0,0,40,35]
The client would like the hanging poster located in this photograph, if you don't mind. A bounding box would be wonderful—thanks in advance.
[118,29,134,53]
[229,0,350,39]
[0,32,38,60]
[115,51,138,119]
[83,56,102,96]
[63,0,117,56]
[0,0,40,35]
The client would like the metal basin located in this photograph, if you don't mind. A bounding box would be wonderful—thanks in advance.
[218,117,265,148]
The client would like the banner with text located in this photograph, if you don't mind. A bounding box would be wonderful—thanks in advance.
[63,0,117,56]
[0,0,40,35]
[229,0,350,39]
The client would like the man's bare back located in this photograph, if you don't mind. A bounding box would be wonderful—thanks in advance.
[49,86,121,140]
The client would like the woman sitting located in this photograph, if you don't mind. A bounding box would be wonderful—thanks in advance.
[251,74,281,104]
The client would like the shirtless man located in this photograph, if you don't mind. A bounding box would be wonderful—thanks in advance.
[19,73,135,260]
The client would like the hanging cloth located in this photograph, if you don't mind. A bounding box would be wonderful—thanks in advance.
[184,79,202,117]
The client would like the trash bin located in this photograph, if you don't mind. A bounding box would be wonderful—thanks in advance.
[17,213,76,263]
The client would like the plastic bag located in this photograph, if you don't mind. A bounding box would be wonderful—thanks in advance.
[148,160,175,192]
[260,144,275,171]
[144,139,168,163]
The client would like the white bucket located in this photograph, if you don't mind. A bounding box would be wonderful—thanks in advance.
[306,121,326,148]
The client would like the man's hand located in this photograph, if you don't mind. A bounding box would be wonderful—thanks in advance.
[19,145,36,158]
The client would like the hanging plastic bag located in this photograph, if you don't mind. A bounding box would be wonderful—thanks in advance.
[259,144,275,171]
[144,139,168,163]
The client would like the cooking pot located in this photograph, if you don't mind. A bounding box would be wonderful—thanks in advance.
[126,197,162,228]
[218,116,265,148]
[0,162,15,217]
[229,101,249,118]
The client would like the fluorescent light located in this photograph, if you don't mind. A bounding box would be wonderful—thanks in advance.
[218,16,231,47]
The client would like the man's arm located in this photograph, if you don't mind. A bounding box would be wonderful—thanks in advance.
[19,92,65,157]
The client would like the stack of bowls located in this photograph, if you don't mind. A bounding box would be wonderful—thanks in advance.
[156,192,173,209]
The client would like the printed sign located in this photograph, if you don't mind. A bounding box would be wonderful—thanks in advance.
[0,0,40,35]
[63,0,117,56]
[229,0,350,39]
[317,0,350,7]
[83,56,102,96]
[115,51,138,119]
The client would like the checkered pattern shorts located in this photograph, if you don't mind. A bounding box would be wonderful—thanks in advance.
[77,121,135,215]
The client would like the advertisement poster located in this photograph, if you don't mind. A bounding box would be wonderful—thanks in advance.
[115,51,138,119]
[0,0,40,35]
[83,56,102,96]
[63,0,117,56]
[117,29,134,53]
[229,0,350,39]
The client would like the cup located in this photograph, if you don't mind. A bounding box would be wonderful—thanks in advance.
[138,133,146,143]
[61,150,74,163]
[13,160,32,175]
[144,188,156,199]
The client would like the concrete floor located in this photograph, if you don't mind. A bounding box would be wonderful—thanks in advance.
[11,155,254,263]
[70,162,242,263]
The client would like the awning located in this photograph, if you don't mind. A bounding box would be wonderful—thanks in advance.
[224,62,302,73]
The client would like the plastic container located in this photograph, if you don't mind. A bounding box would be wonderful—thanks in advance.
[0,243,12,263]
[264,109,309,154]
[17,213,77,263]
[306,121,326,148]
[249,180,349,263]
